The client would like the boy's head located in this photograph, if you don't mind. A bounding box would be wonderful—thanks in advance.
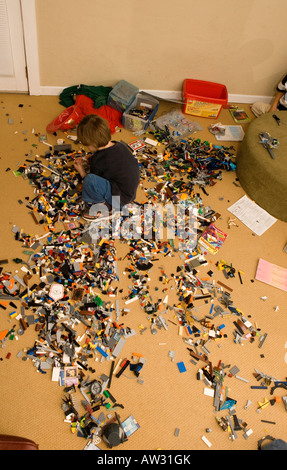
[77,114,111,151]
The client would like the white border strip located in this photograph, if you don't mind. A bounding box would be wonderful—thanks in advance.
[37,86,273,105]
[143,90,273,105]
[227,93,273,104]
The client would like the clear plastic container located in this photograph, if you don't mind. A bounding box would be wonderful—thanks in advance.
[107,80,139,112]
[150,110,202,140]
[122,93,159,132]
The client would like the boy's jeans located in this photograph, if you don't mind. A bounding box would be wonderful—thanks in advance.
[82,173,121,211]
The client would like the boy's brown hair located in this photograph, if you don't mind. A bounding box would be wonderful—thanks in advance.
[77,114,111,150]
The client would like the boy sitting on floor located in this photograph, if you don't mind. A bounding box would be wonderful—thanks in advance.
[251,73,287,117]
[74,114,140,220]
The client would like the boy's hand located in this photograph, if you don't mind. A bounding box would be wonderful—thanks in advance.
[74,157,87,178]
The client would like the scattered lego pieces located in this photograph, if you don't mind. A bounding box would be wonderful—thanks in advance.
[202,435,212,448]
[1,106,285,451]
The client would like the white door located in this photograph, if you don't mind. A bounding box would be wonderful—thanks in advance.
[0,0,28,92]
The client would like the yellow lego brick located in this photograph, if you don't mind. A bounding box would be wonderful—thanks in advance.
[258,398,269,410]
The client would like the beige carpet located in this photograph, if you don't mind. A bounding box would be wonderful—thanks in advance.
[0,93,287,451]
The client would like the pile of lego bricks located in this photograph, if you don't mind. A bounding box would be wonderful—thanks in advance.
[1,223,140,442]
[0,135,281,448]
[15,149,86,226]
[135,135,236,201]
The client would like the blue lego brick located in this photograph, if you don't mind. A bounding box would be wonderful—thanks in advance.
[177,361,187,373]
[96,345,108,358]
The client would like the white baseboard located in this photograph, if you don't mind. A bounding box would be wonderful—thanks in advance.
[39,86,65,96]
[227,93,273,104]
[39,86,273,105]
[142,89,183,102]
[142,90,273,105]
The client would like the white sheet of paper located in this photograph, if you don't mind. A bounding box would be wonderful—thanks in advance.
[228,195,277,236]
[215,125,245,141]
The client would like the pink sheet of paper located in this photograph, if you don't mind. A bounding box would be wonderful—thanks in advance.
[255,258,287,292]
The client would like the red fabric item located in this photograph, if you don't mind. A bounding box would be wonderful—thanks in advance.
[46,95,123,134]
[46,105,84,133]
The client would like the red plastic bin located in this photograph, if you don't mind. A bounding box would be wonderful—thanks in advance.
[183,79,228,118]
